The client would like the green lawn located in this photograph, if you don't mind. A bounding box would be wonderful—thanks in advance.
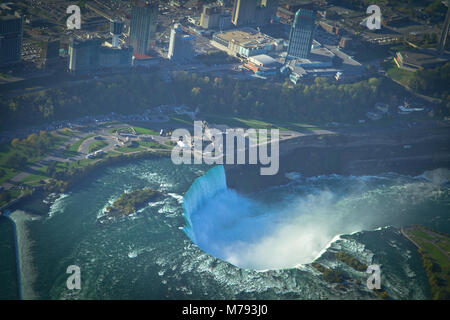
[88,140,108,153]
[64,134,95,157]
[169,115,193,126]
[436,239,450,252]
[384,59,415,86]
[405,227,450,300]
[0,189,21,207]
[201,114,322,132]
[116,146,144,153]
[137,141,171,149]
[133,127,159,135]
[21,167,49,185]
[21,158,100,186]
[58,128,78,136]
[0,167,19,185]
[0,134,68,184]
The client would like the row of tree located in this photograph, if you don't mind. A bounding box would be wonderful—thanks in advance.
[5,131,59,170]
[408,62,450,101]
[1,70,448,132]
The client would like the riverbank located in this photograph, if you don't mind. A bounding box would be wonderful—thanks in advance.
[226,122,450,193]
[5,210,39,300]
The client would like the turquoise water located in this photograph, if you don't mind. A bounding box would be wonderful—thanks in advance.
[0,158,448,299]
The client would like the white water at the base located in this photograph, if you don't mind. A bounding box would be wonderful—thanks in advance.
[182,166,450,270]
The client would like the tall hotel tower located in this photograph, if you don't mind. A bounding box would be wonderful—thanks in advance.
[231,0,279,27]
[129,0,158,55]
[287,9,315,59]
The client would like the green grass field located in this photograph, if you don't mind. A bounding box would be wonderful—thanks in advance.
[116,146,145,153]
[88,140,108,153]
[0,134,68,184]
[133,127,158,135]
[200,114,324,132]
[405,226,450,300]
[384,59,415,87]
[64,134,95,157]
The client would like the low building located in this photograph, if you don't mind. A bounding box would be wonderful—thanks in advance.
[0,12,23,66]
[168,24,196,61]
[200,3,224,29]
[68,37,132,74]
[132,53,160,67]
[394,51,447,71]
[211,28,279,58]
[318,21,339,35]
[244,54,281,77]
[288,45,335,69]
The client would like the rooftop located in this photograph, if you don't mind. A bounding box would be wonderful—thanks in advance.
[398,50,447,67]
[249,54,278,66]
[214,28,277,49]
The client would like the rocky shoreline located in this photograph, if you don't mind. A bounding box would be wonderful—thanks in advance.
[226,123,450,193]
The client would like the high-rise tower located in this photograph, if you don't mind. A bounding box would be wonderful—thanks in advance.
[287,9,315,59]
[0,12,23,65]
[232,0,258,27]
[129,0,158,55]
[438,2,450,54]
[168,24,195,61]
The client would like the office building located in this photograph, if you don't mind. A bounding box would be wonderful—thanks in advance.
[231,0,278,27]
[200,4,223,29]
[41,39,60,67]
[110,20,124,48]
[68,37,132,74]
[287,9,315,59]
[129,0,158,55]
[0,13,23,65]
[257,0,279,26]
[168,24,195,61]
[438,4,450,54]
[212,27,280,58]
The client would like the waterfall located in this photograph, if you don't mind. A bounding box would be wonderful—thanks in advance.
[182,165,227,244]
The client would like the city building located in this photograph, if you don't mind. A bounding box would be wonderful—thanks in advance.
[318,21,339,35]
[286,40,363,84]
[244,54,281,77]
[438,4,450,54]
[0,12,23,66]
[290,42,335,69]
[168,24,195,61]
[129,0,158,55]
[200,3,223,29]
[132,53,160,68]
[218,13,232,31]
[211,28,280,58]
[231,0,279,27]
[110,20,124,48]
[394,51,447,71]
[287,9,315,59]
[68,37,132,74]
[41,39,60,68]
[257,0,280,26]
[339,37,354,49]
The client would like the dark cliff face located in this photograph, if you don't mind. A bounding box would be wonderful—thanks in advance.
[225,128,450,194]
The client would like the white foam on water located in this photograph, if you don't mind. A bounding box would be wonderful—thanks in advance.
[7,210,39,300]
[47,193,69,218]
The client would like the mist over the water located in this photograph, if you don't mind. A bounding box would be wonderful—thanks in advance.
[190,188,365,270]
[184,166,450,270]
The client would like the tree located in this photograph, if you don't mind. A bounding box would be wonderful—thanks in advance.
[11,138,21,149]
